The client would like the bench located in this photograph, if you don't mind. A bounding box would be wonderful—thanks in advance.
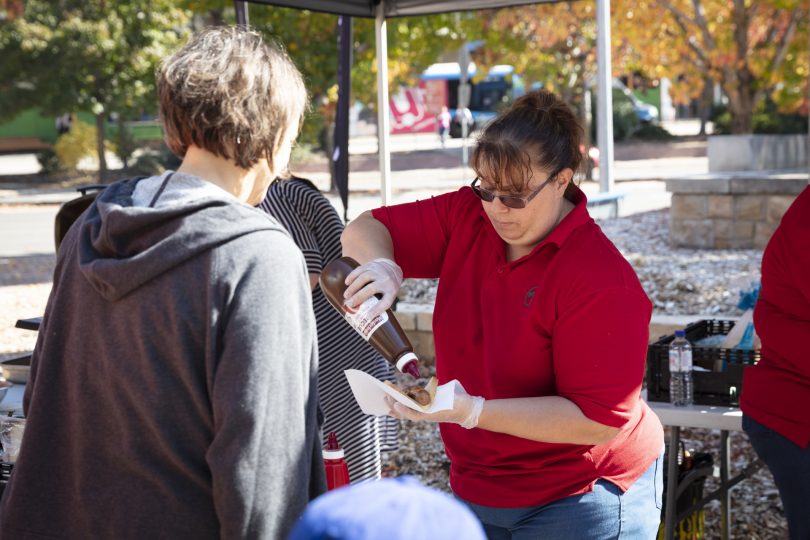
[0,137,50,152]
[586,191,624,219]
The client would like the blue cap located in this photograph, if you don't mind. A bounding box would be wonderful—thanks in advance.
[674,330,686,337]
[288,476,486,540]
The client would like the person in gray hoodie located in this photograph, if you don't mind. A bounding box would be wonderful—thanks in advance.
[0,26,326,539]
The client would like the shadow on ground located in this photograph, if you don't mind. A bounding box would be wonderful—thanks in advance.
[0,254,56,286]
[296,148,465,174]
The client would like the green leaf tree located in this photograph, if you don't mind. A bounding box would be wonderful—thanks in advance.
[0,0,191,179]
[180,2,466,146]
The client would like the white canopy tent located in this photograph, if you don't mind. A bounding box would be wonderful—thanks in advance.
[239,0,616,203]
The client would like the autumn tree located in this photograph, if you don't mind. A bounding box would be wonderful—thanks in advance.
[475,2,644,145]
[613,0,809,134]
[475,3,597,105]
[0,0,191,180]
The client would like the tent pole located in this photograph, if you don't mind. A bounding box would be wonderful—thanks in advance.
[596,0,614,193]
[375,0,392,205]
[234,1,249,25]
[334,15,352,221]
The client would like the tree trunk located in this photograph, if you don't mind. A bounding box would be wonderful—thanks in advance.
[95,113,108,183]
[325,122,337,194]
[698,77,713,136]
[728,0,754,134]
[727,70,755,134]
[728,103,753,134]
[117,115,129,169]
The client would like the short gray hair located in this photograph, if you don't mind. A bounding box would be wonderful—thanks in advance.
[159,26,307,169]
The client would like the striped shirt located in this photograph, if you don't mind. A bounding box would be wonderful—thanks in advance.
[259,178,398,482]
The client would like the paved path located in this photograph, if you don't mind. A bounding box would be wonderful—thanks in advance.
[0,123,713,255]
[0,206,59,256]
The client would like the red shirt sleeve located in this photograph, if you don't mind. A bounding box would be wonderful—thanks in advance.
[553,286,652,428]
[371,190,467,279]
[754,186,810,378]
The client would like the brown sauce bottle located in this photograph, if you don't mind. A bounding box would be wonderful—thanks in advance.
[320,256,421,378]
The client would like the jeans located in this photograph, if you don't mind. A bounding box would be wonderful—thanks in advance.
[457,449,664,540]
[743,414,810,540]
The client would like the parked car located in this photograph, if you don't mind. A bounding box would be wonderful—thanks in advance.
[613,79,659,123]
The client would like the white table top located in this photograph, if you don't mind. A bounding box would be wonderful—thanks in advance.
[642,390,743,432]
[0,383,24,414]
[0,385,747,430]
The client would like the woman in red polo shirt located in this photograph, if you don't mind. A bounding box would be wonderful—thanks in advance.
[741,186,810,540]
[341,89,664,539]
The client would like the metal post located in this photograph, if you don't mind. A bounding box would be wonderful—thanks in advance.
[374,1,392,205]
[720,430,731,540]
[234,1,248,26]
[334,15,352,221]
[458,44,471,167]
[664,426,680,540]
[596,0,614,193]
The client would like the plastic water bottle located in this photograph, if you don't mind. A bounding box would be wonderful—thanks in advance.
[669,329,693,406]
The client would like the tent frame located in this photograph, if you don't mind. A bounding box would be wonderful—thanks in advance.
[234,0,616,209]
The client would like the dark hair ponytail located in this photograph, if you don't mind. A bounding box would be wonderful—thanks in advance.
[472,90,583,193]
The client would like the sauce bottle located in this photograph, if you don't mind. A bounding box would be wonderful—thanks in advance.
[320,256,421,378]
[323,432,350,490]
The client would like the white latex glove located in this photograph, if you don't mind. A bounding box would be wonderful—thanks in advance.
[343,258,403,320]
[384,381,486,429]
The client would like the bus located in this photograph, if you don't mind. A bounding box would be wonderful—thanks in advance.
[389,62,525,137]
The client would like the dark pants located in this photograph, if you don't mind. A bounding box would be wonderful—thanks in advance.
[743,414,810,540]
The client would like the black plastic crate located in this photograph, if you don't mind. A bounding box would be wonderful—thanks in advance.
[0,462,13,499]
[646,319,760,406]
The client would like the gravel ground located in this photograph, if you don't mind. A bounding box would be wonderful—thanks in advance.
[0,208,786,538]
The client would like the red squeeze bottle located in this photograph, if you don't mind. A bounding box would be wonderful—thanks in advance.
[323,432,350,490]
[320,256,421,378]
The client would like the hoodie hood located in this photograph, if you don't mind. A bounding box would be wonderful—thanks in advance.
[76,177,282,301]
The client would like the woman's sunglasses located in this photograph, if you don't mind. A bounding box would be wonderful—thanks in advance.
[470,171,559,209]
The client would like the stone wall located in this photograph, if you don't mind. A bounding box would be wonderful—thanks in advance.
[394,303,436,365]
[666,171,808,249]
[708,134,808,172]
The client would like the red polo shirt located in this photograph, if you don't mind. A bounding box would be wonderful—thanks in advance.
[741,186,810,448]
[373,186,664,507]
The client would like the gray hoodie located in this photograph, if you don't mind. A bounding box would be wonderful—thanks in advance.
[0,174,326,539]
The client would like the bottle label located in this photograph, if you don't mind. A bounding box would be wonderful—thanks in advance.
[680,349,692,371]
[669,350,681,372]
[344,296,389,341]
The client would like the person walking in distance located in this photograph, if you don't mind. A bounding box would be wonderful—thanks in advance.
[437,105,451,147]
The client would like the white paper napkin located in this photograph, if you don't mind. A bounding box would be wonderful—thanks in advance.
[344,369,457,416]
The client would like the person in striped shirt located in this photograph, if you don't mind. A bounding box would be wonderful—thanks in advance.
[259,175,399,483]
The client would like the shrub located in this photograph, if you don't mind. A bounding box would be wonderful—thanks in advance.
[631,123,675,141]
[711,101,808,135]
[299,109,326,151]
[36,148,63,175]
[128,151,165,176]
[113,120,138,168]
[53,121,116,171]
[611,98,641,141]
